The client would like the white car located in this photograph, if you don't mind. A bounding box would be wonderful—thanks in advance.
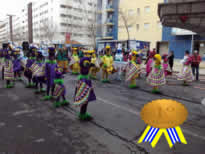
[115,53,123,62]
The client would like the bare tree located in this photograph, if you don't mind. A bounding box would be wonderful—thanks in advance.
[118,9,135,42]
[85,10,98,49]
[39,19,57,45]
[13,27,26,45]
[77,0,104,49]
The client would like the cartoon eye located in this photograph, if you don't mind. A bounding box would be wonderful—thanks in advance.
[167,107,174,112]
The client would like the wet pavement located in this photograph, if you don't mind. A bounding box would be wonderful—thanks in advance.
[0,70,205,154]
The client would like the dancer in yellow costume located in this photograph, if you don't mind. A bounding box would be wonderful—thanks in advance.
[70,48,80,75]
[125,51,141,88]
[101,46,115,83]
[89,50,100,79]
[146,54,166,93]
[83,50,91,58]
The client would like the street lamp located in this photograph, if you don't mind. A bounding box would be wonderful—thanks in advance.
[6,14,15,43]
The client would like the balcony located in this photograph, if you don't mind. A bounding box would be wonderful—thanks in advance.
[158,0,205,36]
[102,32,113,40]
[106,18,114,26]
[106,4,114,12]
[97,10,102,14]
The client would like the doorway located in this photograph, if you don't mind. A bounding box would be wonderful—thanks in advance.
[194,41,205,57]
[157,41,169,55]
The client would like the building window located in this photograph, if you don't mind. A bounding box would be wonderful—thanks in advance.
[60,4,72,9]
[88,2,92,6]
[136,24,139,31]
[118,27,123,32]
[144,23,150,30]
[158,21,162,28]
[145,6,150,13]
[137,8,140,15]
[128,9,134,16]
[128,25,132,32]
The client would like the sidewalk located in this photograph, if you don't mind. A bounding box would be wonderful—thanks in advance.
[139,59,205,75]
[173,59,205,75]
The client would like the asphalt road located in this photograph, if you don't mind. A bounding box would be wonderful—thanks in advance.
[0,70,205,154]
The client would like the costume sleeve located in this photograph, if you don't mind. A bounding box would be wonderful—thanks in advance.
[45,63,49,78]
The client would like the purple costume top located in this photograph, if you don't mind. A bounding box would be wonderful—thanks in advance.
[0,49,3,58]
[45,60,57,86]
[74,57,96,103]
[26,57,36,68]
[13,58,22,72]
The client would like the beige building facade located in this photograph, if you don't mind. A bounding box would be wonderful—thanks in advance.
[118,0,164,50]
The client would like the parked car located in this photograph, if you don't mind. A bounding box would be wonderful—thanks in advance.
[115,53,123,62]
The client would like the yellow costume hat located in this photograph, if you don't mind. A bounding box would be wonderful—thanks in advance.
[106,46,110,49]
[83,50,89,54]
[88,50,93,54]
[90,50,95,53]
[154,54,161,62]
[132,51,138,55]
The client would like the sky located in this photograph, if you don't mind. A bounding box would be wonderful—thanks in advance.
[0,0,32,20]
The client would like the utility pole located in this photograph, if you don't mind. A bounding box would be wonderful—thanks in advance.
[7,14,15,43]
[28,2,33,44]
[191,34,194,53]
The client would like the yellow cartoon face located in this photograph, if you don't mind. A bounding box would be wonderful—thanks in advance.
[131,55,137,61]
[83,60,90,67]
[106,49,111,55]
[73,50,78,55]
[92,53,96,58]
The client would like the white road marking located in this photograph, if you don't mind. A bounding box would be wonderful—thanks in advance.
[183,129,205,140]
[34,138,45,143]
[202,98,205,106]
[97,97,140,116]
[13,109,35,116]
[97,97,205,141]
[0,122,5,127]
[17,125,23,128]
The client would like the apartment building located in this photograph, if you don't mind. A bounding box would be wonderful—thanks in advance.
[12,9,28,45]
[96,0,119,40]
[32,0,97,46]
[118,0,164,50]
[0,0,97,47]
[0,17,10,45]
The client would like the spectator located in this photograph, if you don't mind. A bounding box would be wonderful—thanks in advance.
[56,47,69,73]
[145,48,156,64]
[191,50,201,81]
[78,47,84,59]
[168,51,175,71]
[112,48,117,59]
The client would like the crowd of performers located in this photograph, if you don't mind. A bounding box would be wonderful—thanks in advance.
[124,49,195,93]
[0,44,196,120]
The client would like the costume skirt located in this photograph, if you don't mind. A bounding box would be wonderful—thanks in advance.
[53,84,66,97]
[147,67,166,86]
[177,65,194,82]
